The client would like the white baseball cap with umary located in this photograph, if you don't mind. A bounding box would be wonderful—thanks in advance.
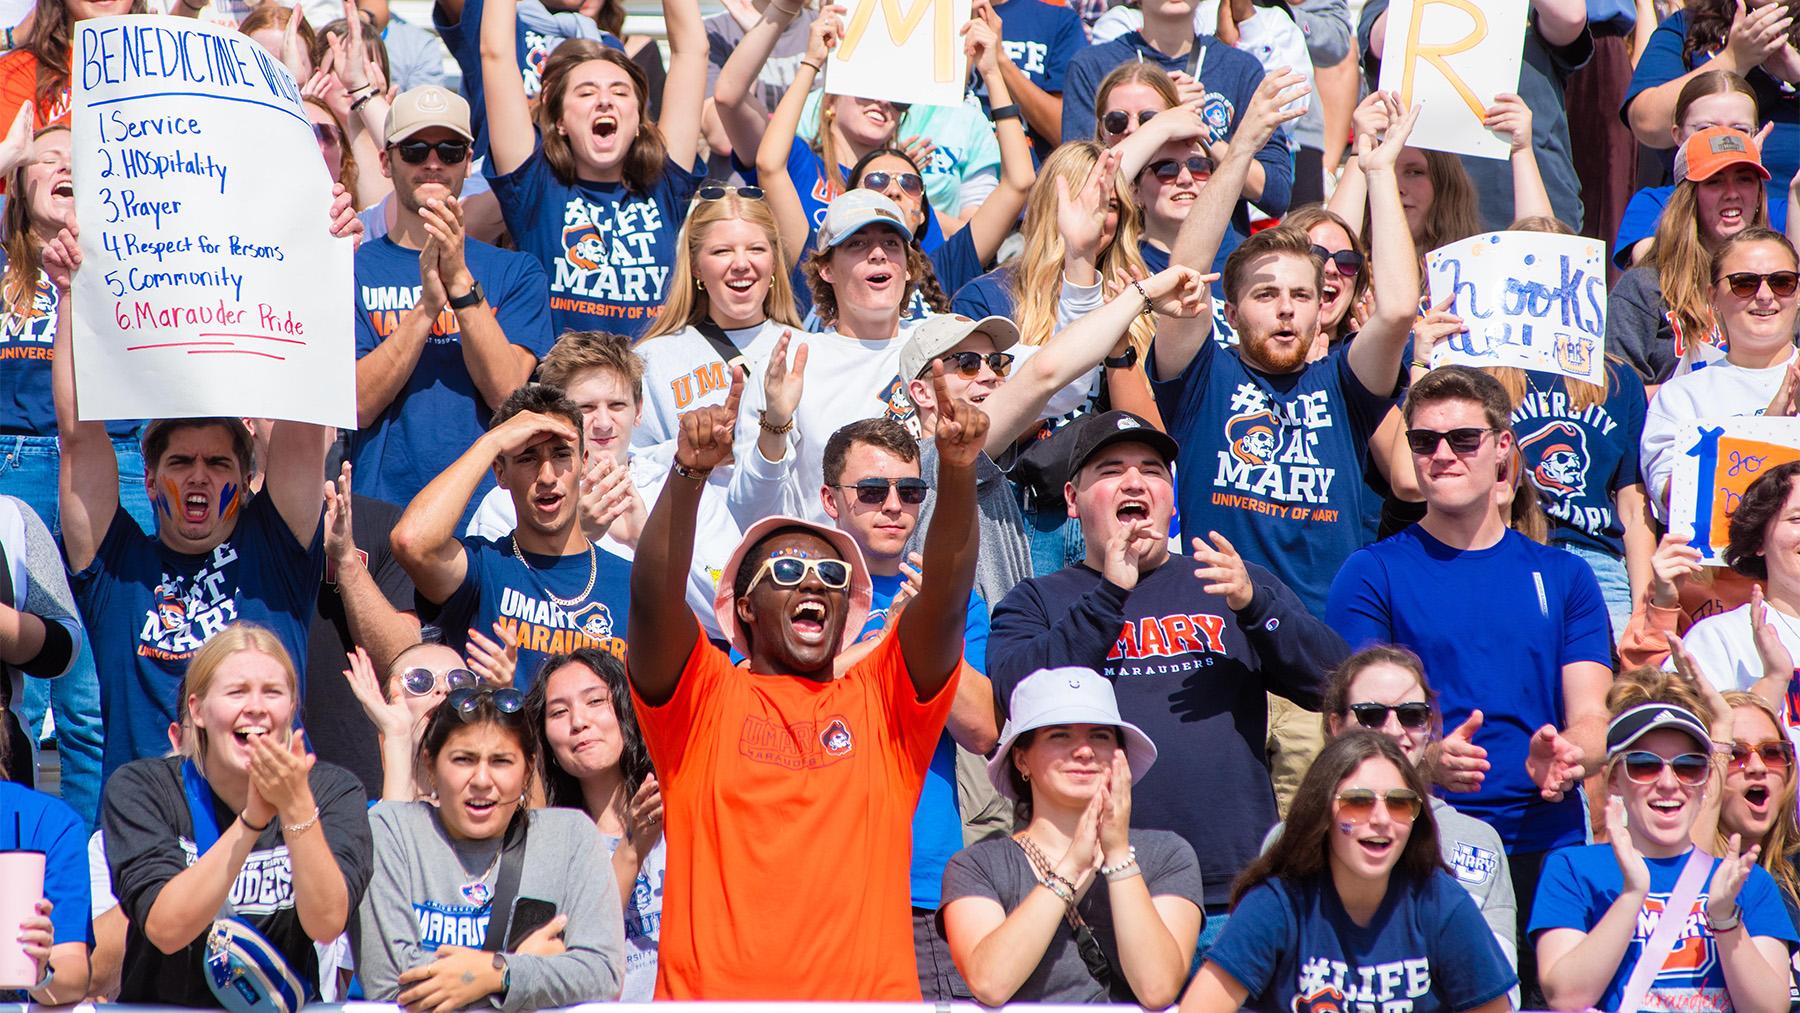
[988,667,1158,801]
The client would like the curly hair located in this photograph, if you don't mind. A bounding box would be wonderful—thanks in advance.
[803,238,947,327]
[1684,0,1800,64]
[538,42,667,194]
[1725,460,1800,580]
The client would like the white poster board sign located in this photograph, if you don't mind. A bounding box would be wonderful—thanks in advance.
[1375,0,1528,160]
[72,15,354,426]
[826,0,972,108]
[1424,231,1607,384]
[1669,417,1800,565]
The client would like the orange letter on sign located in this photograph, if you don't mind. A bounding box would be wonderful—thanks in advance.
[1400,0,1489,119]
[838,0,956,82]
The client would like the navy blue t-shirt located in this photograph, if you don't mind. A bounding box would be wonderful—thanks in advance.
[1511,363,1647,558]
[1326,526,1612,853]
[0,258,137,439]
[1614,182,1791,270]
[487,145,701,339]
[742,143,948,254]
[348,236,554,512]
[72,496,322,782]
[430,534,631,689]
[1150,339,1393,617]
[981,0,1083,162]
[1208,870,1517,1013]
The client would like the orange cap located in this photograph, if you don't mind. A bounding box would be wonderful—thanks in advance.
[1674,126,1771,183]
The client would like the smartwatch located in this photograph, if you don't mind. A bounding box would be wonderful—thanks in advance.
[447,281,486,310]
[1103,346,1139,369]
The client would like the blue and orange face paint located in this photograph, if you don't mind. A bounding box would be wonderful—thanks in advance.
[152,477,179,520]
[219,482,240,522]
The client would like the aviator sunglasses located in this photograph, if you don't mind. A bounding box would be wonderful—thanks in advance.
[1717,271,1799,299]
[399,666,478,697]
[1728,739,1794,773]
[835,477,929,505]
[1334,787,1423,823]
[860,171,924,196]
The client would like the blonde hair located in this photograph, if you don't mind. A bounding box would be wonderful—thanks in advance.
[1654,177,1770,352]
[639,193,803,341]
[2,125,68,313]
[1093,62,1181,140]
[1717,691,1800,905]
[181,624,299,761]
[1006,142,1153,354]
[540,331,643,400]
[813,97,898,200]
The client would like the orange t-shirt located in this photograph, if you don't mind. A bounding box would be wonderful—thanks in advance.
[631,630,957,1000]
[0,51,69,132]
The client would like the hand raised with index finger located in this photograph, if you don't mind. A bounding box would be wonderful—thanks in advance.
[930,358,990,467]
[677,367,743,472]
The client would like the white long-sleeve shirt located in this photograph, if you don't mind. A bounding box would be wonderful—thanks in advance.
[1640,355,1791,521]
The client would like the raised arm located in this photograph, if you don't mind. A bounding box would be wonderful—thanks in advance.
[757,10,843,267]
[957,14,1033,264]
[973,0,1061,146]
[894,363,987,700]
[713,0,804,176]
[1626,3,1792,144]
[627,370,742,705]
[426,197,536,405]
[479,0,539,175]
[658,0,707,170]
[42,226,118,572]
[1482,92,1552,223]
[1342,95,1419,397]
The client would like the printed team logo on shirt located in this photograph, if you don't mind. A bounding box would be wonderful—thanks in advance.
[0,271,58,354]
[413,900,492,950]
[1226,409,1282,465]
[737,713,857,768]
[875,375,920,434]
[140,542,244,662]
[1636,892,1718,981]
[1211,383,1340,522]
[361,283,462,343]
[1200,94,1235,141]
[669,360,732,411]
[520,30,556,98]
[1511,390,1624,538]
[1519,421,1591,499]
[179,839,293,916]
[550,195,673,323]
[1448,841,1498,885]
[1106,613,1227,664]
[493,586,627,660]
[1293,955,1433,1013]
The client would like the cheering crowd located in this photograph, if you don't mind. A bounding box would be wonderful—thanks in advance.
[0,0,1798,1004]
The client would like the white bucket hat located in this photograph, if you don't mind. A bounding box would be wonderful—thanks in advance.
[988,667,1158,801]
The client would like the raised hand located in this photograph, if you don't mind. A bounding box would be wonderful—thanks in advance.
[322,461,358,573]
[1168,71,1207,108]
[421,197,473,296]
[1666,631,1735,742]
[961,15,1000,77]
[342,646,412,738]
[1053,778,1106,891]
[1723,0,1794,70]
[1707,832,1764,922]
[328,182,363,243]
[486,409,579,459]
[279,2,312,81]
[1139,266,1213,318]
[1606,796,1651,897]
[248,728,318,825]
[578,452,643,543]
[466,622,518,687]
[900,134,937,171]
[1481,92,1534,154]
[1057,147,1120,264]
[303,67,352,125]
[1411,294,1464,367]
[1097,750,1133,868]
[1192,531,1253,610]
[1435,710,1490,792]
[676,367,743,472]
[889,551,926,616]
[1359,95,1421,173]
[930,358,991,468]
[1749,584,1797,684]
[0,101,35,179]
[1649,532,1703,608]
[340,0,373,92]
[1526,724,1585,802]
[804,6,847,67]
[1233,67,1310,154]
[762,329,808,429]
[41,225,79,294]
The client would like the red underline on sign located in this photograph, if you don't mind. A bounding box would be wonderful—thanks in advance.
[198,332,306,345]
[127,341,234,351]
[188,349,287,360]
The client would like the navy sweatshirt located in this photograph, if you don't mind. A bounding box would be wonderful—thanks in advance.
[989,558,1347,908]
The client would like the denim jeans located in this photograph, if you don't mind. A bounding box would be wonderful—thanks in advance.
[1563,543,1632,646]
[1021,502,1087,578]
[0,433,153,829]
[1191,909,1232,974]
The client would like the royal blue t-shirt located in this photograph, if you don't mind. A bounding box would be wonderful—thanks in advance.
[1624,11,1800,198]
[71,496,322,782]
[859,572,988,909]
[487,145,701,339]
[1511,362,1647,558]
[753,142,948,255]
[981,0,1083,162]
[1326,526,1612,853]
[1614,183,1792,270]
[430,534,631,689]
[1208,870,1517,1013]
[1529,846,1799,1012]
[1151,340,1393,617]
[0,782,89,959]
[348,236,554,513]
[0,259,137,439]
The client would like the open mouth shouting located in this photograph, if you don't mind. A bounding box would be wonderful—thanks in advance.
[790,598,830,644]
[1116,498,1150,523]
[180,491,213,525]
[1742,782,1772,815]
[592,115,619,141]
[532,487,566,518]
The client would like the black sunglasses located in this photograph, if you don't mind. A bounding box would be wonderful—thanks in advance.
[1143,155,1214,183]
[836,477,929,505]
[1620,750,1710,785]
[1405,427,1496,456]
[1101,108,1158,136]
[445,686,526,720]
[399,666,478,697]
[1717,270,1800,299]
[860,171,923,195]
[928,350,1014,380]
[1349,702,1432,731]
[698,182,765,201]
[1309,245,1365,277]
[389,139,470,165]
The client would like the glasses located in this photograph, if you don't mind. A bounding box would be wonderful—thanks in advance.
[1334,788,1423,823]
[1620,750,1711,785]
[745,555,852,594]
[1101,108,1158,136]
[399,666,478,697]
[860,171,923,195]
[835,477,929,505]
[1144,155,1214,184]
[390,139,470,165]
[1717,271,1800,299]
[312,122,342,147]
[931,350,1015,379]
[1349,702,1432,731]
[1404,427,1496,456]
[1729,739,1794,773]
[1309,245,1366,278]
[698,182,765,201]
[444,686,526,720]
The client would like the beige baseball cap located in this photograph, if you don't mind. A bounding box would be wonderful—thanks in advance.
[383,85,473,144]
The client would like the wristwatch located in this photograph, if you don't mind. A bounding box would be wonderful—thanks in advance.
[447,281,486,310]
[1103,346,1138,369]
[1705,905,1743,933]
[491,952,510,993]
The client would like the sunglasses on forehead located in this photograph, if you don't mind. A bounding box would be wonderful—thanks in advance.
[1101,108,1158,136]
[389,139,470,165]
[746,555,852,593]
[835,477,929,505]
[1716,270,1799,299]
[697,182,765,201]
[444,686,526,721]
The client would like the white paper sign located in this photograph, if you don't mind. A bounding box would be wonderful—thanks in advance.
[1376,0,1527,160]
[1424,231,1607,384]
[72,15,354,427]
[826,0,972,108]
[1669,417,1800,565]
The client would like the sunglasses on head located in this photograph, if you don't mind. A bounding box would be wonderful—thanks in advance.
[746,555,852,593]
[1334,787,1423,823]
[929,350,1014,379]
[698,182,765,201]
[1717,270,1800,299]
[836,477,929,505]
[1309,245,1365,278]
[1101,108,1159,136]
[1729,739,1794,773]
[390,139,470,165]
[1404,427,1495,456]
[1349,702,1432,731]
[399,666,478,697]
[1620,750,1710,785]
[1144,155,1214,184]
[860,171,924,195]
[444,686,526,721]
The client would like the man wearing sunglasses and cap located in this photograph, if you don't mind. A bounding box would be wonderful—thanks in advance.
[989,408,1347,954]
[627,361,989,999]
[349,84,553,518]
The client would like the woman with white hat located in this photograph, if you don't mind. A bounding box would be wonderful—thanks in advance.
[939,666,1204,1007]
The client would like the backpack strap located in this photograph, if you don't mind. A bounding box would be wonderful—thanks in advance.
[481,815,530,953]
[181,759,224,856]
[693,319,749,375]
[1616,848,1712,1013]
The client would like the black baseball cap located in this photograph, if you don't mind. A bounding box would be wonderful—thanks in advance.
[1067,410,1180,477]
[1606,702,1711,758]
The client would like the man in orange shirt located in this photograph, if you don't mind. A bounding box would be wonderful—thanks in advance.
[627,363,988,999]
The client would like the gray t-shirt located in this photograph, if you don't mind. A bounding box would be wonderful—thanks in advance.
[939,829,1205,1004]
[906,442,1035,617]
[354,802,624,1011]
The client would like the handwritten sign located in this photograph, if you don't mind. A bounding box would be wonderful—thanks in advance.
[1376,0,1527,160]
[71,15,354,427]
[1670,418,1800,564]
[827,0,972,107]
[1424,231,1607,384]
